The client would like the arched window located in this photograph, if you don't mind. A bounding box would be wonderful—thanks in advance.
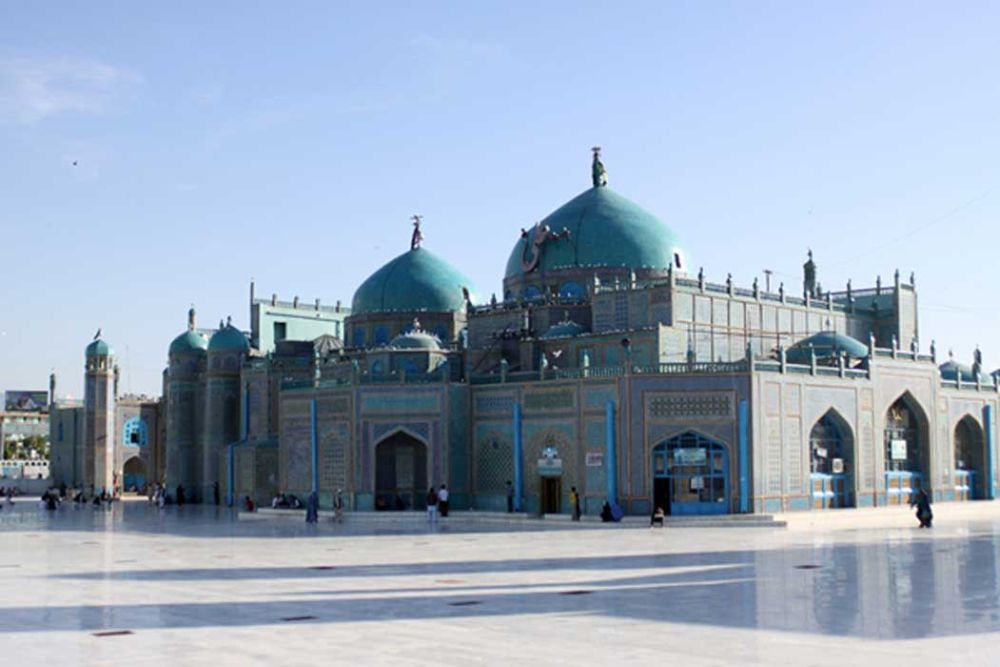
[371,360,384,375]
[352,328,365,349]
[123,417,148,448]
[523,285,542,301]
[810,414,848,474]
[373,325,390,346]
[559,281,585,299]
[884,400,920,472]
[651,432,728,515]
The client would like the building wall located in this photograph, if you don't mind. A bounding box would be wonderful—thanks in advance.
[251,298,349,353]
[48,404,83,487]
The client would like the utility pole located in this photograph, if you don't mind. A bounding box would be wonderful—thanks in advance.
[763,269,773,293]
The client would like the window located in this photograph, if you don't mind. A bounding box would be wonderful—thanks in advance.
[123,417,148,448]
[273,322,287,342]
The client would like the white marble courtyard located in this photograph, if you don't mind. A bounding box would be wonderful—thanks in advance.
[2,500,999,666]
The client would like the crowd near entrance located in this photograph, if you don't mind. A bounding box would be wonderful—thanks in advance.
[652,432,729,516]
[375,432,428,511]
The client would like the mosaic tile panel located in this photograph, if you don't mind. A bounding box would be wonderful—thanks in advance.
[646,392,732,421]
[475,428,513,493]
[524,389,575,412]
[475,394,515,415]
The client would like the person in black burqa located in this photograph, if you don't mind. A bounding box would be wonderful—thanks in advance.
[175,484,185,506]
[212,481,220,506]
[600,501,613,523]
[305,490,319,523]
[506,480,514,513]
[911,489,933,528]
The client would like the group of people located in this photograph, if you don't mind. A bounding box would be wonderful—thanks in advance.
[271,492,303,509]
[303,489,346,524]
[425,484,450,523]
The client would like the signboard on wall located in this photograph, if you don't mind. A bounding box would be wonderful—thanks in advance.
[890,439,908,461]
[585,451,604,467]
[673,447,707,467]
[4,390,47,412]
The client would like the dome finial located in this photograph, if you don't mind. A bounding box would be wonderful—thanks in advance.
[188,304,196,331]
[591,146,608,187]
[410,214,424,250]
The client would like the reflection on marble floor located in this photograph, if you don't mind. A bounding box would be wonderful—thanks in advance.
[2,501,1000,665]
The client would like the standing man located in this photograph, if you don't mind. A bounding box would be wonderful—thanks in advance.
[426,486,438,524]
[506,480,514,513]
[305,490,319,524]
[333,489,345,523]
[570,486,581,521]
[438,484,450,518]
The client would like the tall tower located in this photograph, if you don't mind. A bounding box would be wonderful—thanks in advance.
[203,318,248,502]
[166,308,208,497]
[84,335,115,493]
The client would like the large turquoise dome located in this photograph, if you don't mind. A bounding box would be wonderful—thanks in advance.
[504,186,686,280]
[169,330,208,357]
[352,247,474,315]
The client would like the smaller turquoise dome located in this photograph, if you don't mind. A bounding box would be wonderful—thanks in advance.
[169,330,208,357]
[940,361,990,384]
[786,331,867,364]
[542,320,588,339]
[86,339,112,357]
[208,323,249,352]
[390,330,441,350]
[352,247,475,316]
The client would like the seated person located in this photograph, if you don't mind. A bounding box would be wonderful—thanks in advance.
[600,501,613,523]
[289,495,302,509]
[650,506,665,527]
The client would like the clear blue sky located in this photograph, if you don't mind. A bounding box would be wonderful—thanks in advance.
[2,1,999,399]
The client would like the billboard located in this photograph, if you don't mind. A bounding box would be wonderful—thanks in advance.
[4,390,48,412]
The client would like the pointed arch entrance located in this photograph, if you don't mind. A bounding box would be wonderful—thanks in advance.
[651,431,729,516]
[809,409,855,509]
[375,431,428,511]
[883,394,930,504]
[122,456,147,493]
[954,415,986,500]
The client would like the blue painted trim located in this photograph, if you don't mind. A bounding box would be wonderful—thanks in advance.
[310,398,319,494]
[226,442,236,506]
[241,384,250,440]
[738,400,749,513]
[606,400,617,504]
[513,402,523,511]
[985,405,995,500]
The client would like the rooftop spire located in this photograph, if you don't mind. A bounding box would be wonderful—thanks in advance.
[410,214,424,250]
[188,304,196,331]
[591,146,608,187]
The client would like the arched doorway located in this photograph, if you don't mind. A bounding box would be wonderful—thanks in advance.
[375,432,428,511]
[809,410,855,509]
[122,456,146,493]
[883,395,929,504]
[652,432,729,516]
[954,416,986,500]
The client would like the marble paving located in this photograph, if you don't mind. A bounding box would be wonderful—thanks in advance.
[2,499,1000,665]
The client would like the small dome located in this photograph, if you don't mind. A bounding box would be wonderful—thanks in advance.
[208,323,249,352]
[169,330,208,357]
[86,339,112,357]
[505,185,686,280]
[542,320,588,339]
[786,331,868,364]
[352,247,475,316]
[390,328,441,350]
[940,360,990,384]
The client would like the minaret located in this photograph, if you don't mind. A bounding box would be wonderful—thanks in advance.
[48,371,56,408]
[166,307,208,499]
[83,333,115,494]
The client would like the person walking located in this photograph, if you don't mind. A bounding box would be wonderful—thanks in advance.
[570,486,581,521]
[506,480,514,513]
[333,489,345,523]
[305,490,319,523]
[911,489,933,528]
[426,486,438,524]
[438,484,449,518]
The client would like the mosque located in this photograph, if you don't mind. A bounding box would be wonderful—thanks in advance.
[50,150,1000,517]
